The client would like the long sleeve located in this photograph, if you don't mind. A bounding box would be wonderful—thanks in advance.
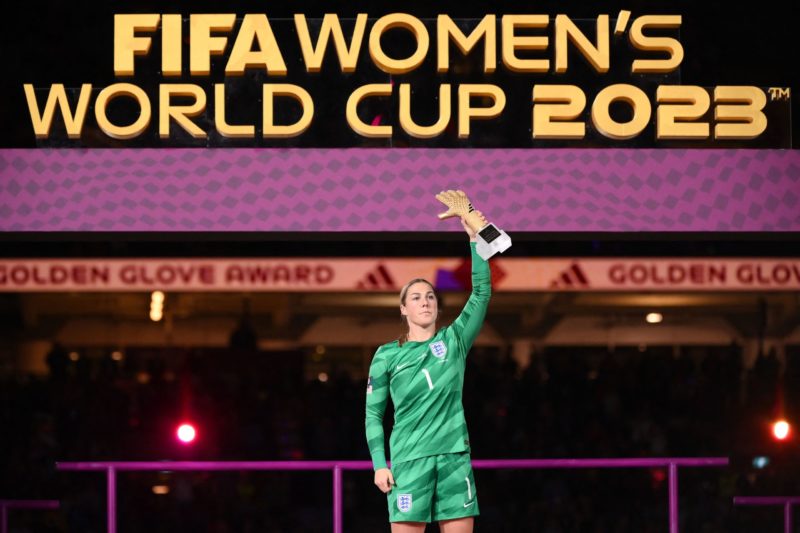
[451,242,492,354]
[365,347,390,470]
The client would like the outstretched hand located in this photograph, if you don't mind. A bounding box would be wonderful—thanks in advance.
[437,189,486,241]
[436,190,474,220]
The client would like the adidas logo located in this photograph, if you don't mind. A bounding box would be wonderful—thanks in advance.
[549,262,590,289]
[356,264,396,290]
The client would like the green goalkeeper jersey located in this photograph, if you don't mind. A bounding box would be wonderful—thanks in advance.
[365,242,491,470]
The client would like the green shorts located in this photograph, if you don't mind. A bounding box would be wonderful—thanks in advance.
[388,452,479,523]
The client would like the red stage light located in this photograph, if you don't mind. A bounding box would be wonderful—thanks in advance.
[772,420,791,441]
[176,423,197,444]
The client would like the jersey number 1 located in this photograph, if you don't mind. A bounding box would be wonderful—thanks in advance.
[421,369,434,390]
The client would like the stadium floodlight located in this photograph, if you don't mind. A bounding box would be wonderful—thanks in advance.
[176,423,197,444]
[772,420,791,441]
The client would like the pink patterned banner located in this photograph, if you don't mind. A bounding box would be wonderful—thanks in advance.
[0,148,798,231]
[1,258,798,291]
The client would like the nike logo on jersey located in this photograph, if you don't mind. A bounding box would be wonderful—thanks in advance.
[396,354,425,371]
[463,501,475,508]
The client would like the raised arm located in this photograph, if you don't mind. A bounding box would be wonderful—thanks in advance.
[451,241,492,354]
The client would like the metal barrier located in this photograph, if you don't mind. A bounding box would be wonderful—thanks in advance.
[0,500,60,533]
[57,457,728,533]
[734,496,800,533]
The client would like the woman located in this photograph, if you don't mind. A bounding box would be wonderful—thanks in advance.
[365,213,491,533]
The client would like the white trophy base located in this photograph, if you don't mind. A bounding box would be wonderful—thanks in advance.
[475,223,512,260]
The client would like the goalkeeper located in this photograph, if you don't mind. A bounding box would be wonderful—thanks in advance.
[365,190,492,532]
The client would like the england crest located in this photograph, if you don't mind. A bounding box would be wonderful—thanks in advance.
[397,493,413,513]
[429,340,447,359]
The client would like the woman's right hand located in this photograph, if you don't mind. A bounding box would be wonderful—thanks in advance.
[374,468,395,493]
[461,211,485,242]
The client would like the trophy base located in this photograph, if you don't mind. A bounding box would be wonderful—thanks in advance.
[476,223,511,260]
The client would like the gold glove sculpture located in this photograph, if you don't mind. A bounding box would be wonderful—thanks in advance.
[435,190,487,232]
[435,189,512,260]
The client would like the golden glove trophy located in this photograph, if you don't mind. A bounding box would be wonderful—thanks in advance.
[435,190,512,260]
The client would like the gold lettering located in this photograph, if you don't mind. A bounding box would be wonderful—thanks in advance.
[630,15,683,73]
[263,84,314,138]
[768,87,790,101]
[458,84,505,138]
[295,14,367,73]
[226,14,287,75]
[656,85,710,139]
[554,14,609,73]
[437,15,496,73]
[591,84,651,140]
[23,84,92,139]
[399,84,451,138]
[190,14,236,75]
[501,15,549,73]
[369,14,429,74]
[532,85,586,139]
[95,83,152,140]
[159,84,207,138]
[114,14,160,76]
[161,14,182,76]
[714,86,767,139]
[346,84,393,137]
[215,84,254,138]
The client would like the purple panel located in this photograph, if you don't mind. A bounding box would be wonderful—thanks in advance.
[1,148,798,231]
[57,457,729,471]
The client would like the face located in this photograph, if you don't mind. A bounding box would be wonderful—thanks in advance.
[400,281,438,329]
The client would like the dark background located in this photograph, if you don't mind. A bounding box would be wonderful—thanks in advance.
[0,0,796,149]
[0,2,799,532]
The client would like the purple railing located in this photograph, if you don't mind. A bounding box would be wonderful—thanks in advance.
[57,458,728,533]
[734,496,800,533]
[0,500,60,533]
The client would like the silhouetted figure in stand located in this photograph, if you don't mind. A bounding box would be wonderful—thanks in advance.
[45,342,68,381]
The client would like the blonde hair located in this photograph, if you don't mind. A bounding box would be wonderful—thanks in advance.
[398,278,442,346]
